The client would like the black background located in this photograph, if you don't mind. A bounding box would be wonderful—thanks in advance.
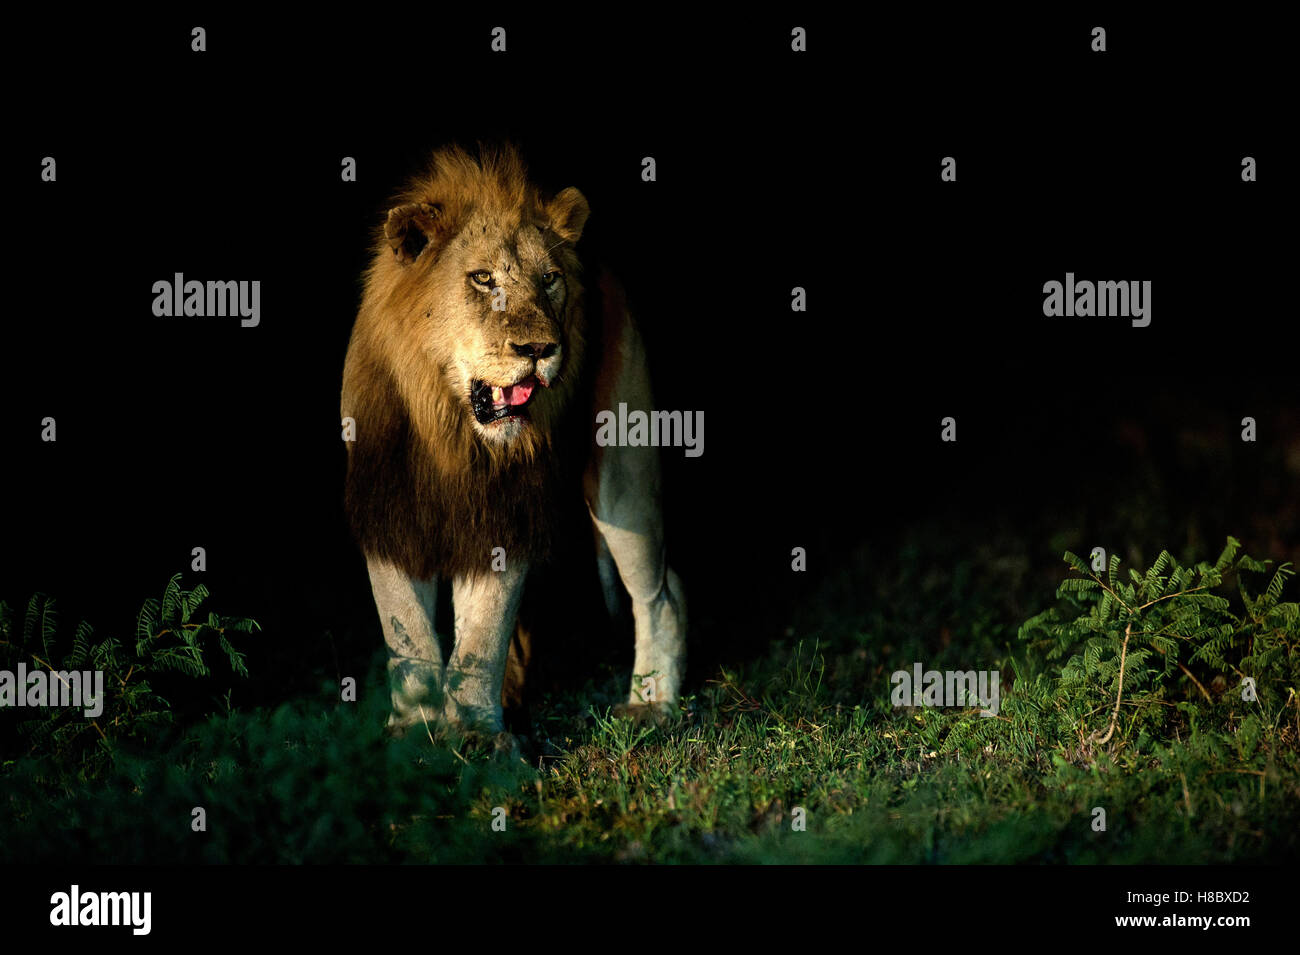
[4,11,1295,709]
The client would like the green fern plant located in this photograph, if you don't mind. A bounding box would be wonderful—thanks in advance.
[1017,537,1298,757]
[0,574,258,780]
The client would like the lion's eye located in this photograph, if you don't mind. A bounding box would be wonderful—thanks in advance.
[470,270,493,286]
[542,270,561,287]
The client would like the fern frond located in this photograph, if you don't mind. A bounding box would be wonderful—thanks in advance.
[160,574,183,624]
[1266,564,1294,603]
[136,597,160,653]
[218,635,249,678]
[181,583,210,622]
[1213,537,1241,573]
[39,597,59,661]
[69,620,94,667]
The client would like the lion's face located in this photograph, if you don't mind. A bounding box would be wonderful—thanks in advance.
[436,209,579,446]
[375,153,590,452]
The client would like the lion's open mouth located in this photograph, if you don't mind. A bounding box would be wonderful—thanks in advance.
[470,374,541,424]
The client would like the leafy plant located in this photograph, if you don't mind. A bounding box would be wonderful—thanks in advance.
[0,573,258,781]
[1017,537,1298,758]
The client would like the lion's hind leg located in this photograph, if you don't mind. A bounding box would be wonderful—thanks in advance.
[583,299,687,720]
[500,615,533,730]
[587,497,687,718]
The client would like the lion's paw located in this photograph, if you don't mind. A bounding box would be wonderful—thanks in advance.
[612,700,678,727]
[452,728,527,763]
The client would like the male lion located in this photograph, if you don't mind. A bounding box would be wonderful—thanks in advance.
[341,144,686,737]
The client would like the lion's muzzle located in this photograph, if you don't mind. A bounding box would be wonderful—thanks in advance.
[471,374,544,424]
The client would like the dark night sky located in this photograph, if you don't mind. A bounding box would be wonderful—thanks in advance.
[4,12,1294,702]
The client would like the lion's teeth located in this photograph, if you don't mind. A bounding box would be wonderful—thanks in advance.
[491,386,505,405]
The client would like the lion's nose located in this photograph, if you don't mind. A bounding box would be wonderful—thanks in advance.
[510,341,558,360]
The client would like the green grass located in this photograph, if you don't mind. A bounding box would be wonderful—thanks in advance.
[2,533,1297,864]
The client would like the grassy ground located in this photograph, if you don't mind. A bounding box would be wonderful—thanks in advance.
[4,525,1296,864]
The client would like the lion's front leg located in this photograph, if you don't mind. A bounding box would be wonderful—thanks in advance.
[443,561,528,733]
[365,557,444,735]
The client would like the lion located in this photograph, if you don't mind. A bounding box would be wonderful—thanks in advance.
[340,143,686,737]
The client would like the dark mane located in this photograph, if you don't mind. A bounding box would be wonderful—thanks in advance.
[343,355,561,580]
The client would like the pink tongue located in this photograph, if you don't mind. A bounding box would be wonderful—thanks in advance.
[502,379,535,406]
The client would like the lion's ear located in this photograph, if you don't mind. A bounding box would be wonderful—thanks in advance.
[546,187,589,244]
[384,201,444,264]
